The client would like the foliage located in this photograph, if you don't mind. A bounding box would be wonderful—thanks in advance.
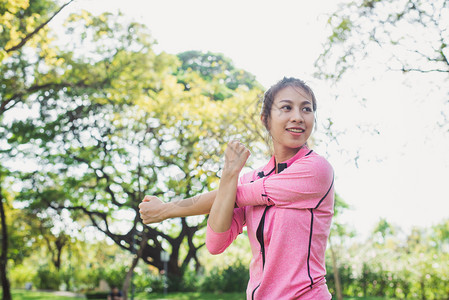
[0,190,37,266]
[200,262,249,293]
[133,270,165,293]
[101,264,127,291]
[1,7,265,284]
[315,0,449,80]
[1,289,85,300]
[32,264,61,290]
[3,1,449,299]
[9,264,36,289]
[84,291,109,299]
[72,266,102,292]
[133,291,247,300]
[177,50,262,97]
[325,218,449,299]
[0,0,60,61]
[133,260,248,294]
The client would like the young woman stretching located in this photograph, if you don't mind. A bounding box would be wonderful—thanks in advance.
[139,77,334,299]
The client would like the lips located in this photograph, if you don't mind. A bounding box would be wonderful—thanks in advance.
[286,128,305,133]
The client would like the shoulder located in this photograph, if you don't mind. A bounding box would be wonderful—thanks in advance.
[239,167,263,184]
[292,151,334,180]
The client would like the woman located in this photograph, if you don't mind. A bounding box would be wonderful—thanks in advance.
[139,77,334,299]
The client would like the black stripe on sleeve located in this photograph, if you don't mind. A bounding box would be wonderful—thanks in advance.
[314,174,334,209]
[306,209,314,288]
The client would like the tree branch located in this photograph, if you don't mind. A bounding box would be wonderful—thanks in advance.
[0,81,89,115]
[4,0,75,53]
[400,67,449,73]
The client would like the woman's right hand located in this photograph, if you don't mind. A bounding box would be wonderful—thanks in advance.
[139,196,167,224]
[222,140,251,176]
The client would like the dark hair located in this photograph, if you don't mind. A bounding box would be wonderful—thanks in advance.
[261,77,317,130]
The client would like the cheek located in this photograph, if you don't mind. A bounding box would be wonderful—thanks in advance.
[268,117,283,133]
[306,114,315,128]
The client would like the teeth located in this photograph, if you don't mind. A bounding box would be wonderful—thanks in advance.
[287,128,303,133]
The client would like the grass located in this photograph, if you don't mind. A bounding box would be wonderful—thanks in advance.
[2,289,398,300]
[3,290,85,300]
[344,297,394,300]
[3,290,246,300]
[133,291,246,299]
[138,295,396,300]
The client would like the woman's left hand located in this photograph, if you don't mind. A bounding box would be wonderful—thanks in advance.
[223,140,250,176]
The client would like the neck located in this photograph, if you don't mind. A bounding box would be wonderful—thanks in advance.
[273,145,304,172]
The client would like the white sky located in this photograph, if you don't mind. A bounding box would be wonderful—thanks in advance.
[52,0,449,239]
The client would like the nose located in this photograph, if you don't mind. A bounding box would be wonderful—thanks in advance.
[290,108,304,123]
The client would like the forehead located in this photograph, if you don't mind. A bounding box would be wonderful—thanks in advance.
[274,85,312,104]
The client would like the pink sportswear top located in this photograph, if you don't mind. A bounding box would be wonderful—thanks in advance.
[206,146,334,299]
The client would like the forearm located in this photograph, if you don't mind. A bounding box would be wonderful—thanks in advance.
[165,190,217,219]
[208,171,239,232]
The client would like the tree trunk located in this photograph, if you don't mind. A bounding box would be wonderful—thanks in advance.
[54,236,67,271]
[0,185,12,300]
[420,278,426,300]
[122,235,149,300]
[329,237,343,300]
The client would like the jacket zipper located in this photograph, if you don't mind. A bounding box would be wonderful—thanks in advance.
[252,205,271,300]
[251,151,314,299]
[250,165,277,300]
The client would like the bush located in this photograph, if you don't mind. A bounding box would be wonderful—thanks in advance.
[74,266,102,291]
[85,291,109,299]
[200,262,249,293]
[100,264,127,290]
[10,264,36,289]
[180,269,201,292]
[133,271,165,293]
[33,264,61,290]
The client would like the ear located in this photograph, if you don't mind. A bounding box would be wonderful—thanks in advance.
[260,114,266,128]
[261,114,270,131]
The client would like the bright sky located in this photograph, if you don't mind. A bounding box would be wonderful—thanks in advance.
[53,0,449,239]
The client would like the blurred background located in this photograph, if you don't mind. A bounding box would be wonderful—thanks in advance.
[1,0,448,299]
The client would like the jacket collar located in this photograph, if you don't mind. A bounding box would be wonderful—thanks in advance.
[261,145,311,175]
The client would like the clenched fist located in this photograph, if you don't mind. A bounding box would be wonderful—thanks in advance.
[223,140,251,176]
[138,195,167,224]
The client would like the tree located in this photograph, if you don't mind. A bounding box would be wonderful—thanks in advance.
[1,1,75,298]
[177,50,262,99]
[32,213,71,271]
[4,9,265,297]
[315,0,448,80]
[372,218,398,246]
[327,193,355,300]
[0,168,11,300]
[0,0,75,114]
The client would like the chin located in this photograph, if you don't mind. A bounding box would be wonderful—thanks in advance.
[286,143,305,150]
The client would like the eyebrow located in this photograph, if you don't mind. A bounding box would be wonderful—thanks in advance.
[279,99,312,105]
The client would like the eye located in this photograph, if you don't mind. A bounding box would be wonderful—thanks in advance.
[281,105,292,111]
[302,106,313,113]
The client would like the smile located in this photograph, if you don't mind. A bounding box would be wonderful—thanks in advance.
[286,128,305,133]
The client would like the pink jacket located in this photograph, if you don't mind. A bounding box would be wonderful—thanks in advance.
[206,146,334,299]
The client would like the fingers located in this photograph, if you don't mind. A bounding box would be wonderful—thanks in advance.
[139,196,153,221]
[228,140,251,156]
[223,141,250,175]
[139,205,154,224]
[139,196,155,209]
[142,195,156,202]
[139,195,164,224]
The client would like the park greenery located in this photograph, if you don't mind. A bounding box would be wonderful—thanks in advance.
[1,0,448,299]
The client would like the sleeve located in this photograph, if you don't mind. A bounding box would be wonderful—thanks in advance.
[235,155,334,209]
[206,207,246,255]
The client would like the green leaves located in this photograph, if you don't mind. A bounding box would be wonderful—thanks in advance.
[1,7,266,277]
[315,0,449,80]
